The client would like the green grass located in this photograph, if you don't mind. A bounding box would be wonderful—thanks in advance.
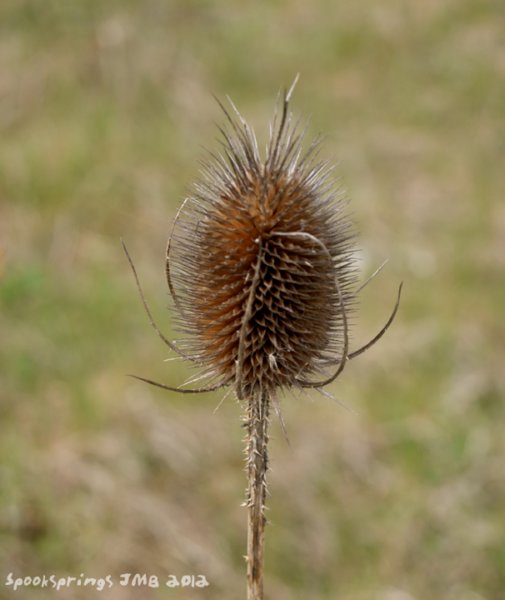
[1,1,504,598]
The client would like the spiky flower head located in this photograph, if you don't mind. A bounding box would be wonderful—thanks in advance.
[123,80,401,600]
[167,79,358,399]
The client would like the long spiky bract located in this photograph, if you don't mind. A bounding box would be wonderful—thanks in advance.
[125,79,402,600]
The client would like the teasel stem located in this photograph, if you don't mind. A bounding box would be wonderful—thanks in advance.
[245,389,270,600]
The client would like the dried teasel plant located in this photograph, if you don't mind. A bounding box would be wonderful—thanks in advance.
[123,76,402,600]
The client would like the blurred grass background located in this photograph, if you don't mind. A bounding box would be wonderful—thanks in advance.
[1,1,504,599]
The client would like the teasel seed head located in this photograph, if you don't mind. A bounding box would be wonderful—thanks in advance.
[168,80,359,400]
[123,79,402,600]
[124,79,402,398]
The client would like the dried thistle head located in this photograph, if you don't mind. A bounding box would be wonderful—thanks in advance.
[124,77,401,399]
[123,79,402,600]
[169,83,356,400]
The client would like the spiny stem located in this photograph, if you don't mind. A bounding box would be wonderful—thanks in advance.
[245,389,270,600]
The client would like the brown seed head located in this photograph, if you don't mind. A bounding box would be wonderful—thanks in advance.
[167,84,358,399]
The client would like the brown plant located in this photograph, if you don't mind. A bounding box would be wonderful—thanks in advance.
[123,76,401,600]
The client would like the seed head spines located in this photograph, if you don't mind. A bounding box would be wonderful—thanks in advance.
[167,90,357,397]
[124,82,402,397]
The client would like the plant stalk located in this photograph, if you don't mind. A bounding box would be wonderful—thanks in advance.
[245,389,270,600]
